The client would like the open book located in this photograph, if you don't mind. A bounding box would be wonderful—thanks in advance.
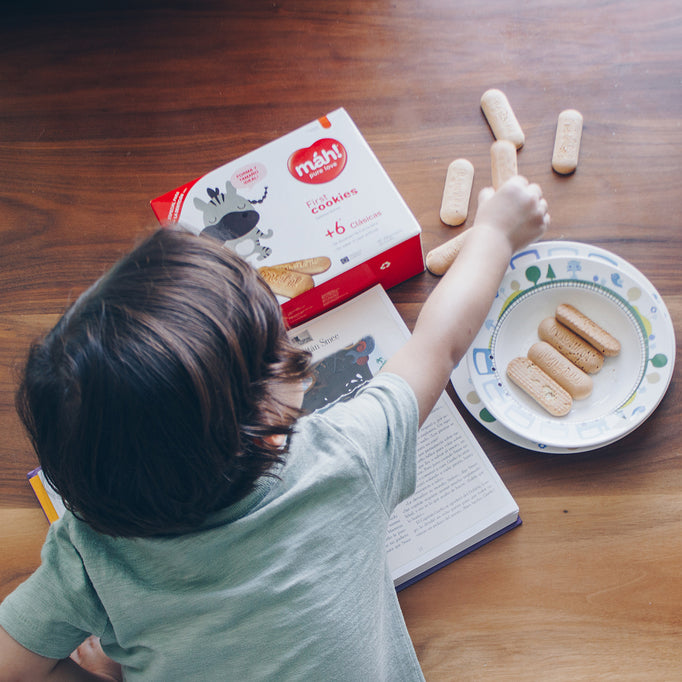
[288,284,520,591]
[27,285,519,591]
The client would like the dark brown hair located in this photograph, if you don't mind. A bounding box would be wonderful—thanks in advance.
[16,229,311,537]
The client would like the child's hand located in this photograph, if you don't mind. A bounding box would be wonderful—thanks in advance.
[473,175,550,254]
[381,174,549,426]
[70,636,123,681]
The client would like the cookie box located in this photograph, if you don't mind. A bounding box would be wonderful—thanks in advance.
[150,108,424,325]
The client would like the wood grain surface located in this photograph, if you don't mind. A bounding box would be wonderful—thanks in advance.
[1,1,680,679]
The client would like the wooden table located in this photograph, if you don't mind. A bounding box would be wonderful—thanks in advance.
[1,1,680,678]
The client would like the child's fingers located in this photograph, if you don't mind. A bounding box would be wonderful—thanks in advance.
[505,174,529,189]
[478,186,495,205]
[70,636,122,681]
[527,182,543,199]
[537,195,550,230]
[523,182,549,220]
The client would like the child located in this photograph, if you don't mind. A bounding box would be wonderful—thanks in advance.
[0,176,548,681]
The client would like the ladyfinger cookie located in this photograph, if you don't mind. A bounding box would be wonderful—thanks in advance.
[507,356,573,417]
[538,317,604,374]
[555,303,620,356]
[527,341,593,400]
[490,140,518,190]
[272,256,332,275]
[440,158,474,226]
[425,230,469,276]
[552,109,583,175]
[258,266,314,299]
[480,88,525,149]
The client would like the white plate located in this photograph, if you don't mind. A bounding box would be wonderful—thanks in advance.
[455,241,675,452]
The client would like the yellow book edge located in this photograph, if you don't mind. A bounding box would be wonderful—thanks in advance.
[27,468,63,524]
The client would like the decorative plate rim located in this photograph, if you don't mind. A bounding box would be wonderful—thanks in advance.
[454,241,675,452]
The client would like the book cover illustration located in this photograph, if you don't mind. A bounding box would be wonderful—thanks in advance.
[301,335,384,412]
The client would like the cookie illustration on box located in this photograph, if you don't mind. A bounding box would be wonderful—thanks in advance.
[259,256,332,299]
[302,336,378,412]
[193,181,273,260]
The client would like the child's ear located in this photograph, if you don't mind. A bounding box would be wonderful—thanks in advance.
[262,433,287,448]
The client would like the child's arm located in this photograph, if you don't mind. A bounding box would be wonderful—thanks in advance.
[381,176,549,426]
[0,627,121,682]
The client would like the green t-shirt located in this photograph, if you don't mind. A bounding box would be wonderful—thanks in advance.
[0,373,424,681]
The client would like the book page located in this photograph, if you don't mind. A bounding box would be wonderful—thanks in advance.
[385,395,518,585]
[289,286,408,355]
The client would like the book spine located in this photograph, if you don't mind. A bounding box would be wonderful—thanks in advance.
[27,468,60,524]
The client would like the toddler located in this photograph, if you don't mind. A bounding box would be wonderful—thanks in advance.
[0,176,548,681]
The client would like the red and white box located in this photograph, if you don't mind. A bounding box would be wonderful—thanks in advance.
[151,108,424,325]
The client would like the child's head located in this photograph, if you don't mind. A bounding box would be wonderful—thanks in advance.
[16,229,311,537]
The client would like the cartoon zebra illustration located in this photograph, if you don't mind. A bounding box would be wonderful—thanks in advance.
[193,181,273,260]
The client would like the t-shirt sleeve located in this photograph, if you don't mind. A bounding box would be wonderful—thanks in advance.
[0,514,108,660]
[320,372,419,514]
